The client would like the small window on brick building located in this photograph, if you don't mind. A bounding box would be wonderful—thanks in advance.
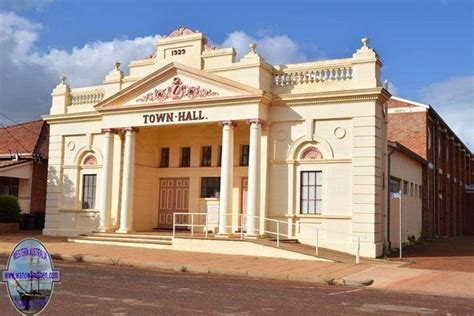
[419,186,422,199]
[427,128,432,150]
[160,147,169,168]
[403,181,409,195]
[201,146,212,167]
[410,183,414,197]
[240,145,250,166]
[181,147,191,167]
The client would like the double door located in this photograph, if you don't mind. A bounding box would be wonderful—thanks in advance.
[158,178,189,229]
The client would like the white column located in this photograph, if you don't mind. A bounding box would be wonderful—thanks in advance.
[98,129,114,231]
[117,127,137,233]
[218,121,234,235]
[246,119,262,237]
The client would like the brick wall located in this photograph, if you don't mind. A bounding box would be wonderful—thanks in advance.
[30,122,49,214]
[30,160,48,213]
[387,100,427,159]
[387,98,472,238]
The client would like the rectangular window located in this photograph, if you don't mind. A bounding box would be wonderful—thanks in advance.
[389,177,401,193]
[403,181,409,195]
[160,147,169,168]
[415,184,418,198]
[181,147,191,167]
[240,145,250,166]
[218,145,222,166]
[410,183,414,197]
[82,174,97,209]
[300,171,322,214]
[419,186,422,199]
[0,177,19,197]
[201,146,212,167]
[200,177,220,198]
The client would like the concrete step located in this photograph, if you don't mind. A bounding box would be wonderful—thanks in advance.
[85,233,172,241]
[72,235,172,245]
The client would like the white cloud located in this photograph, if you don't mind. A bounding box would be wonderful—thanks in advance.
[0,0,53,11]
[0,13,313,124]
[0,12,160,122]
[418,75,474,150]
[31,35,161,87]
[221,31,307,65]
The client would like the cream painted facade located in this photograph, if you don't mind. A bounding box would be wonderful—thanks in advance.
[388,144,424,249]
[42,28,391,258]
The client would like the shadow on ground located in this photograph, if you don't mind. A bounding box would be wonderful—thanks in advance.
[390,236,474,273]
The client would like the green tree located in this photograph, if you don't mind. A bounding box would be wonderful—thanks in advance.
[0,195,21,223]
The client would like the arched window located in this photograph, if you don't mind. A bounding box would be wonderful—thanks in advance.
[300,147,323,160]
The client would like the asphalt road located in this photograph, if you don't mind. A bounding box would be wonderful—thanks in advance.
[1,257,473,315]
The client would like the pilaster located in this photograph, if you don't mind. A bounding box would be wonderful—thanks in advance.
[352,108,385,257]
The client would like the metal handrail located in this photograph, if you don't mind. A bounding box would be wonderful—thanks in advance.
[172,212,362,264]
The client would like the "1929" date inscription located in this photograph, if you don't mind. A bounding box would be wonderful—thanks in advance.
[171,49,186,56]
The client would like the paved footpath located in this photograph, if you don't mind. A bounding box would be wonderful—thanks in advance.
[1,232,473,299]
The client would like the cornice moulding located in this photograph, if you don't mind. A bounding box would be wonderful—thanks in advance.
[272,88,390,106]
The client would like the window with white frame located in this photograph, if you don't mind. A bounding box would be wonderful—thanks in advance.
[300,171,322,214]
[82,174,97,209]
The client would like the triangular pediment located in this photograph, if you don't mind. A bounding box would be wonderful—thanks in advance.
[95,62,263,110]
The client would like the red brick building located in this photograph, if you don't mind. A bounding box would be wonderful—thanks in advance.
[387,97,473,238]
[0,120,49,217]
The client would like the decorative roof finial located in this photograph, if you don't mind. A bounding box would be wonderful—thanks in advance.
[114,61,121,71]
[167,27,196,37]
[59,75,67,85]
[361,37,369,48]
[249,43,257,54]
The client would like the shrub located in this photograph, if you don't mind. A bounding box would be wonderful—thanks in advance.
[0,195,22,223]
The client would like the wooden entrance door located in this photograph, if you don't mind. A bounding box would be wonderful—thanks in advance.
[158,178,189,229]
[240,177,248,231]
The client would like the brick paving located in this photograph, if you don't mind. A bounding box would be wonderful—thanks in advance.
[390,235,474,273]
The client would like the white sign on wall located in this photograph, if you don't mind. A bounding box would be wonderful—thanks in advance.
[206,204,220,224]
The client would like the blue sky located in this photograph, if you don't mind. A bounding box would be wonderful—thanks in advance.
[0,0,473,147]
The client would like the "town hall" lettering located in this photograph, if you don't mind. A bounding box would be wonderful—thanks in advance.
[143,110,207,124]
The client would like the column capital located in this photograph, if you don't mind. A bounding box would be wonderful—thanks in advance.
[246,118,266,127]
[123,127,139,133]
[219,120,237,128]
[101,128,117,134]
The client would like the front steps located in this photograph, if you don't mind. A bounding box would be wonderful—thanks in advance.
[68,232,386,264]
[68,233,173,249]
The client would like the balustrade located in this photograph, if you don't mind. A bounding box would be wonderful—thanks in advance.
[273,64,353,87]
[71,90,105,105]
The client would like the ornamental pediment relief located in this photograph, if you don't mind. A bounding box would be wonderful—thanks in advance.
[132,76,220,104]
[95,62,263,110]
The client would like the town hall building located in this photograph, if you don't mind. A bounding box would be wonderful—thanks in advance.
[42,27,391,258]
